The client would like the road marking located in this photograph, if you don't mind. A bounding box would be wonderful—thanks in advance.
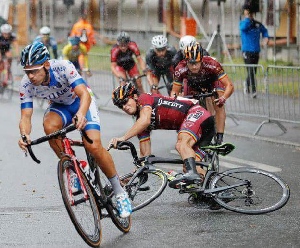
[170,150,282,173]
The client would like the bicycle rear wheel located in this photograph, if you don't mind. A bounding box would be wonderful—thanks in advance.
[57,158,102,247]
[209,168,290,215]
[121,169,168,212]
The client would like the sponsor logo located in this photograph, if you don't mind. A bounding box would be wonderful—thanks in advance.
[157,98,184,108]
[187,110,204,122]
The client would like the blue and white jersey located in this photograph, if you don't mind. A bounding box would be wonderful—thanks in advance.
[19,59,92,109]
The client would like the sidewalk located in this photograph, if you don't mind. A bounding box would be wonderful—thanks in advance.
[99,95,300,149]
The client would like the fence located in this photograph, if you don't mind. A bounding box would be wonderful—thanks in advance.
[223,64,300,134]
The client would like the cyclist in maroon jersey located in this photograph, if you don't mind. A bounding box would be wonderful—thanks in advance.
[111,31,146,93]
[170,42,234,145]
[109,82,215,189]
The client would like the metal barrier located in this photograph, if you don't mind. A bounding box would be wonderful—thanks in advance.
[223,64,300,134]
[12,53,300,135]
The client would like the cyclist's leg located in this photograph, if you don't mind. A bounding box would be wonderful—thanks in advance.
[128,64,144,93]
[213,82,226,144]
[43,104,70,158]
[5,51,12,76]
[83,99,132,217]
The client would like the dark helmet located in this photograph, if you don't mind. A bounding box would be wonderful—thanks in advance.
[112,82,137,109]
[184,42,204,63]
[20,41,50,67]
[68,36,81,46]
[117,31,130,44]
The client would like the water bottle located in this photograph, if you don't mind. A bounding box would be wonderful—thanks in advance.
[70,172,81,193]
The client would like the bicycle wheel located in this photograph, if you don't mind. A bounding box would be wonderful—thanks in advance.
[86,153,131,233]
[209,168,290,215]
[121,169,168,212]
[104,195,132,233]
[57,158,102,247]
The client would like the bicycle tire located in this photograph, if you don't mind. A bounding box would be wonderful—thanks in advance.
[57,158,102,247]
[104,196,132,233]
[121,169,168,212]
[209,167,290,215]
[86,152,131,233]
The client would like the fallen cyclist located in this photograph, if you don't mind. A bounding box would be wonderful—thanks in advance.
[108,82,215,189]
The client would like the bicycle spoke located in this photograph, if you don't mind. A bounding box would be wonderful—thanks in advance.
[210,168,290,214]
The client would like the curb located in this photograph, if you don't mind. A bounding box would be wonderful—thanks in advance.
[99,106,300,149]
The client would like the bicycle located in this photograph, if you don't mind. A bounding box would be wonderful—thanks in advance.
[113,140,290,215]
[23,122,131,247]
[0,57,14,100]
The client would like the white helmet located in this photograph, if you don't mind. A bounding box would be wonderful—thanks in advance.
[151,35,168,49]
[40,26,51,35]
[0,24,12,34]
[179,35,196,52]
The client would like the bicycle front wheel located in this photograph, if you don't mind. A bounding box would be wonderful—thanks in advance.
[57,158,102,247]
[105,197,132,233]
[121,169,168,212]
[210,168,290,215]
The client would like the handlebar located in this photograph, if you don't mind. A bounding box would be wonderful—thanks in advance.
[124,74,146,83]
[184,89,219,100]
[23,123,93,164]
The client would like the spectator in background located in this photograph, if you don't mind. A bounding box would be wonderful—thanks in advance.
[62,36,91,76]
[70,9,96,53]
[110,31,146,93]
[34,26,58,59]
[240,4,269,98]
[70,9,96,75]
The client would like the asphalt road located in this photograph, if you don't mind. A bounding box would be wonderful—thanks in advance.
[0,93,300,248]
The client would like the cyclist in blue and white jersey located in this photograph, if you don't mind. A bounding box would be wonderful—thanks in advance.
[17,42,132,218]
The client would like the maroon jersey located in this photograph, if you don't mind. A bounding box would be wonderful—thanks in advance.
[136,93,212,145]
[173,56,227,94]
[110,41,141,70]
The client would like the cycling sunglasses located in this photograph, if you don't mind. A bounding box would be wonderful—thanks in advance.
[23,65,44,75]
[116,98,129,109]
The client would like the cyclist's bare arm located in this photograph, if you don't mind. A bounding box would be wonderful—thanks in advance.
[73,84,91,130]
[110,61,125,79]
[170,82,182,97]
[136,55,146,72]
[219,75,234,100]
[109,106,152,148]
[18,108,33,151]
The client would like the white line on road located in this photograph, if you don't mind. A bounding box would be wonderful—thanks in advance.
[170,150,282,173]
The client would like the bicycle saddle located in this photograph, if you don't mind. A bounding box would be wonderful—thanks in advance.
[202,143,235,156]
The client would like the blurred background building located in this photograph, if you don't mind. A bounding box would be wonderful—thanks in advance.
[1,0,299,63]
